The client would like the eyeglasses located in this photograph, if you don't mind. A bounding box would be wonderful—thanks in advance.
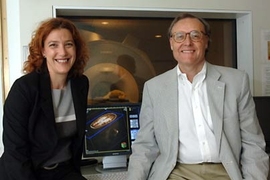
[170,30,208,43]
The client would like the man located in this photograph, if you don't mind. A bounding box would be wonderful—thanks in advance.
[127,13,269,180]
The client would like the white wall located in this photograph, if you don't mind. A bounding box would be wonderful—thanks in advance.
[0,0,20,155]
[1,0,270,154]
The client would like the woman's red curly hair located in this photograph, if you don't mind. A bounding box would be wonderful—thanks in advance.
[23,17,89,77]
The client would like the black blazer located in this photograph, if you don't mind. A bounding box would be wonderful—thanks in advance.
[0,70,89,180]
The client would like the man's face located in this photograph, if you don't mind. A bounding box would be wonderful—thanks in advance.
[169,18,209,70]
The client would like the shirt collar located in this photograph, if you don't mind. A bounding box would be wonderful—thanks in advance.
[177,62,207,81]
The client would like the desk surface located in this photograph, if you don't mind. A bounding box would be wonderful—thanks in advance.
[81,164,128,180]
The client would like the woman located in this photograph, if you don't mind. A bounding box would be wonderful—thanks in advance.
[0,17,89,180]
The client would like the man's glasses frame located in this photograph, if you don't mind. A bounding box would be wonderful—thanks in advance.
[170,30,208,43]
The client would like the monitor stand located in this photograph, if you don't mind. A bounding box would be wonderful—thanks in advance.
[95,155,127,172]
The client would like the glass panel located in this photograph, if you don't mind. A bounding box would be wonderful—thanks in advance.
[63,17,236,104]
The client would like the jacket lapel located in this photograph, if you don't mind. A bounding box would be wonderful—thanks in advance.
[39,73,56,126]
[38,72,58,141]
[206,63,225,152]
[70,78,86,139]
[162,67,179,140]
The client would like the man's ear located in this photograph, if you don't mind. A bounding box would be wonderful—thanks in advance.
[169,39,173,51]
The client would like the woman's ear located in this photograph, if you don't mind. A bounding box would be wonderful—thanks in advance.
[42,51,46,58]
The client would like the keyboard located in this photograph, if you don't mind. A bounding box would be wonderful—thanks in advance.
[84,171,127,180]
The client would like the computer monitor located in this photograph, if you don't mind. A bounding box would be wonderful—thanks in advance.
[253,96,270,153]
[83,103,141,170]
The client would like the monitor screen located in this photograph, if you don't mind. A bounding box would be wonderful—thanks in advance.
[253,96,270,153]
[83,103,141,169]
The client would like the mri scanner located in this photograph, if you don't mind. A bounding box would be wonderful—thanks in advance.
[84,40,156,104]
[84,63,139,103]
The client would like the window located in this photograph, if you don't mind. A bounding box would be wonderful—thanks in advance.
[60,15,236,103]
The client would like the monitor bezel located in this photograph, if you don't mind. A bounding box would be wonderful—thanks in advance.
[83,103,140,159]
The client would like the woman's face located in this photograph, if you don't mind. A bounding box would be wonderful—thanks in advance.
[42,28,76,78]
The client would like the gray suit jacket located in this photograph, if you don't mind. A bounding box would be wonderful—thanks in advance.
[127,62,269,180]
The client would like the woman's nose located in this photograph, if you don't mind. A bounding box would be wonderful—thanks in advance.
[58,45,67,55]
